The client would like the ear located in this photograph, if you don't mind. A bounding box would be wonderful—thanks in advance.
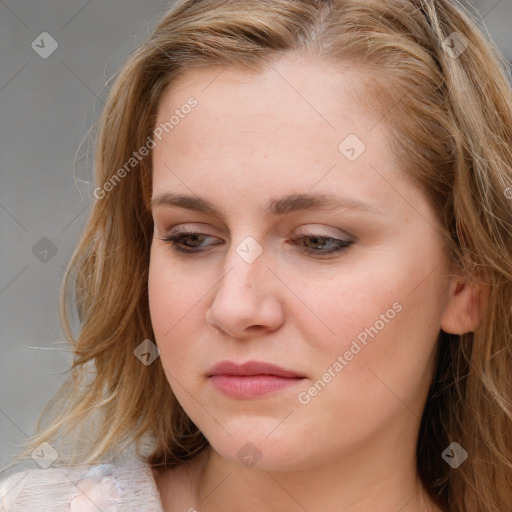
[440,278,488,335]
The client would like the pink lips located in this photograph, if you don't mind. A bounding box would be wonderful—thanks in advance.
[206,360,306,399]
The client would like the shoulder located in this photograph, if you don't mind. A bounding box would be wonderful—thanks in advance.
[0,457,163,512]
[0,464,86,511]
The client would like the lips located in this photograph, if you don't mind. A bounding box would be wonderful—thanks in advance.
[206,360,306,399]
[206,360,305,378]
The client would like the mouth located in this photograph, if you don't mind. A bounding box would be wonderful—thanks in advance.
[206,360,306,399]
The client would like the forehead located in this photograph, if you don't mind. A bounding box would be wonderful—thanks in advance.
[155,56,368,140]
[151,56,408,218]
[155,54,379,157]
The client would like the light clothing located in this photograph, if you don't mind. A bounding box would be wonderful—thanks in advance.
[0,455,164,511]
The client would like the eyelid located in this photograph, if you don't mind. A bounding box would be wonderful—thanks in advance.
[161,225,355,245]
[161,223,213,237]
[293,224,354,240]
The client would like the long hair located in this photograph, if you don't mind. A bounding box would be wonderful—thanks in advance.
[6,1,512,510]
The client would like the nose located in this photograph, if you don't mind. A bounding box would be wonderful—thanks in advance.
[205,238,285,339]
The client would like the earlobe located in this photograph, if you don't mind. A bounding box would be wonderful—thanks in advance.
[440,279,488,335]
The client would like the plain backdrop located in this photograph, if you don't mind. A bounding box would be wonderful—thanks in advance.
[1,0,511,471]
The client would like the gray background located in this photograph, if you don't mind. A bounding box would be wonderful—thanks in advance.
[1,0,511,471]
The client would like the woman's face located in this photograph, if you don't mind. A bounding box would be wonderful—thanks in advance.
[148,54,454,471]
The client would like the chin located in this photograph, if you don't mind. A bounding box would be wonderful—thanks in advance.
[203,423,317,472]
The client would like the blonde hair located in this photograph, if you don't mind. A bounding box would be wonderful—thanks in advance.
[7,1,512,510]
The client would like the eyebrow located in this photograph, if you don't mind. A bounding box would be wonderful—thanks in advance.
[150,192,383,217]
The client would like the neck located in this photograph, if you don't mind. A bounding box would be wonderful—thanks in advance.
[191,430,441,512]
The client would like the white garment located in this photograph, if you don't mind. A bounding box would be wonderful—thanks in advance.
[0,455,164,511]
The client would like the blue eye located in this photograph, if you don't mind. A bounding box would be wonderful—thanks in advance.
[162,231,353,256]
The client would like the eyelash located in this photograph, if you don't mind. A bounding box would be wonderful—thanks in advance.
[161,230,354,257]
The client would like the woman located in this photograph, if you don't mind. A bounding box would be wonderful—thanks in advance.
[1,0,511,511]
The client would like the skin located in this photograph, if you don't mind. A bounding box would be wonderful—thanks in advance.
[148,53,484,512]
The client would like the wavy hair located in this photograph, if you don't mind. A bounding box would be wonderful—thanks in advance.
[6,1,512,510]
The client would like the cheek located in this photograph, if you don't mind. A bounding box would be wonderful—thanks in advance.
[148,247,203,330]
[148,249,212,378]
[299,261,404,358]
[301,252,445,420]
[148,254,219,424]
[148,251,173,337]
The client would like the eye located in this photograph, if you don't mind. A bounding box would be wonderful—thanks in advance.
[161,230,219,254]
[159,227,354,257]
[288,233,354,256]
